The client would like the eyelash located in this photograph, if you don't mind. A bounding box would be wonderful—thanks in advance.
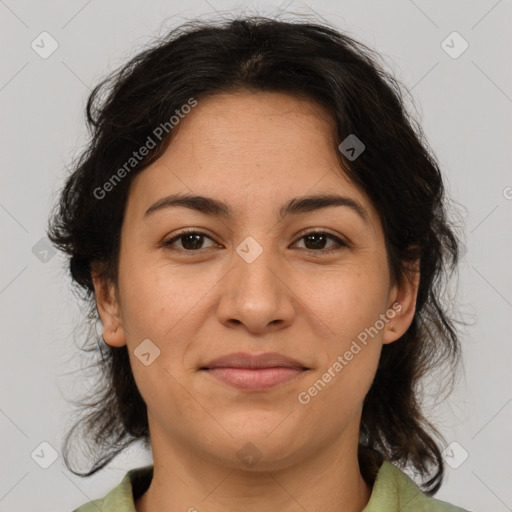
[161,228,348,255]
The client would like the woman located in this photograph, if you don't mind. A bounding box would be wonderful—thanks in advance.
[48,15,470,512]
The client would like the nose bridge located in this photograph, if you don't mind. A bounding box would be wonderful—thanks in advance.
[216,232,295,331]
[232,233,280,295]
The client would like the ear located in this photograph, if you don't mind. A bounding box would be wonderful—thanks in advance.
[91,268,127,348]
[382,260,420,345]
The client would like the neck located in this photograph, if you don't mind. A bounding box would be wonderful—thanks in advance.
[135,419,372,512]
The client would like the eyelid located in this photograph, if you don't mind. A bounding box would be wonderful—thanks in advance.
[294,227,349,245]
[162,228,219,249]
[291,230,349,254]
[162,227,349,254]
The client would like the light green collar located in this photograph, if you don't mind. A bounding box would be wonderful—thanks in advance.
[73,460,469,512]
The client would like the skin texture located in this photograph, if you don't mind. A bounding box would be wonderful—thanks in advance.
[92,90,420,512]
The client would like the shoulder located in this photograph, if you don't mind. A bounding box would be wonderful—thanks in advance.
[71,465,153,512]
[363,460,471,512]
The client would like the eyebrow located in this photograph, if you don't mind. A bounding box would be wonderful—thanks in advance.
[144,192,370,224]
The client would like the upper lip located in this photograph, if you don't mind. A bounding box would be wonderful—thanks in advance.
[201,352,309,370]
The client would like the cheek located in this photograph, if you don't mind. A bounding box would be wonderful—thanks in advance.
[296,262,389,342]
[118,255,213,390]
[118,252,201,338]
[296,263,387,403]
[301,337,382,424]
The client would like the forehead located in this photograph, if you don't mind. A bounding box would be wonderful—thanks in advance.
[126,90,380,231]
[170,90,339,172]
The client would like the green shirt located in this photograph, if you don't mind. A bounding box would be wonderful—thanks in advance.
[72,460,470,511]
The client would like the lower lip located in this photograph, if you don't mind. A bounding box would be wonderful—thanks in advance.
[203,367,307,391]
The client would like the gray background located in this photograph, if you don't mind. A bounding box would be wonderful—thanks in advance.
[1,1,511,511]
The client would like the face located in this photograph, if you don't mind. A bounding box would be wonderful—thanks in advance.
[93,90,419,471]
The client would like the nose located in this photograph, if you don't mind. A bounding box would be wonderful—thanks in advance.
[216,238,296,334]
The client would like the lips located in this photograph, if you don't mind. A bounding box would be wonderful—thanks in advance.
[200,352,309,391]
[201,351,309,370]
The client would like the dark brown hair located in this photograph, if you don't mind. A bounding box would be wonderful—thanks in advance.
[47,14,466,495]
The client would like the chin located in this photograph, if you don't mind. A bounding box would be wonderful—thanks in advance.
[221,408,297,438]
[209,424,307,470]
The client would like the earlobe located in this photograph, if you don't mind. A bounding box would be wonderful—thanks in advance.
[382,264,420,345]
[91,270,127,348]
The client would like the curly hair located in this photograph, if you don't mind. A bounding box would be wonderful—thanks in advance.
[47,14,466,495]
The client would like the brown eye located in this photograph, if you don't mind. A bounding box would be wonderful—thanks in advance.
[162,229,347,255]
[163,231,217,252]
[293,231,348,252]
